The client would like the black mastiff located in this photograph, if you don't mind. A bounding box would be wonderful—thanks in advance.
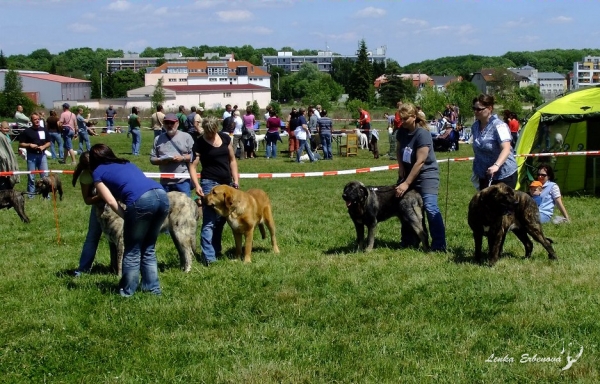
[0,189,30,223]
[342,180,429,252]
[468,183,557,266]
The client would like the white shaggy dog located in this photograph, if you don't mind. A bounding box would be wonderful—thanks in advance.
[254,134,266,151]
[355,128,368,149]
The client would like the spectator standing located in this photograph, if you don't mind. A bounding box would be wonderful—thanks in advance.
[151,105,165,138]
[127,107,141,156]
[314,105,322,119]
[395,103,446,252]
[508,112,520,148]
[150,113,195,196]
[186,106,202,140]
[14,105,30,130]
[222,104,232,120]
[176,105,186,130]
[358,107,372,150]
[308,108,319,151]
[242,106,256,158]
[18,113,50,198]
[231,110,244,160]
[317,109,333,160]
[294,108,316,163]
[105,105,117,134]
[46,110,63,161]
[265,109,282,159]
[90,144,169,297]
[59,103,77,165]
[471,94,517,190]
[535,164,570,224]
[287,108,299,159]
[76,108,93,154]
[189,117,239,266]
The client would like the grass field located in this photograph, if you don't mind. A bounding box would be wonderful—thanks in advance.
[0,121,598,383]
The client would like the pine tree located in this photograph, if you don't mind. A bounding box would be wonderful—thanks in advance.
[90,69,101,99]
[0,69,35,117]
[347,40,373,103]
[151,78,166,110]
[0,50,7,69]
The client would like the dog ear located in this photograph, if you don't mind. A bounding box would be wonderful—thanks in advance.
[224,192,233,209]
[359,184,369,204]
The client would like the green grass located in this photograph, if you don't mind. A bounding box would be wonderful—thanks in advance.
[1,122,598,383]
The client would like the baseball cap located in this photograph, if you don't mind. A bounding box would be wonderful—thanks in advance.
[164,113,178,122]
[198,107,204,112]
[530,180,543,188]
[62,103,70,108]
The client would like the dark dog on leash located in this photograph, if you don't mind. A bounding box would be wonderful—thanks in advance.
[0,189,30,223]
[468,183,557,266]
[35,174,63,201]
[342,180,429,252]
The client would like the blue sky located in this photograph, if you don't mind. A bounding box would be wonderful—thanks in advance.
[2,0,597,65]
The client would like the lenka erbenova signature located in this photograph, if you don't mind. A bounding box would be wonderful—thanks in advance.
[485,340,583,371]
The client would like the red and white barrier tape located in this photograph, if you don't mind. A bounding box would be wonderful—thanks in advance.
[2,150,599,179]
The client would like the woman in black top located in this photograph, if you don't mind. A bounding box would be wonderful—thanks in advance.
[189,117,239,265]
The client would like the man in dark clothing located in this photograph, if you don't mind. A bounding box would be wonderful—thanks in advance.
[18,112,50,197]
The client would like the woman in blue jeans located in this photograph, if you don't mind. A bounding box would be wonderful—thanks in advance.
[72,152,118,276]
[128,107,141,156]
[395,103,447,252]
[189,117,239,265]
[90,144,169,297]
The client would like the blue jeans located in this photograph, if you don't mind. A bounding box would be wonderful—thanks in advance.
[62,130,74,151]
[200,179,228,263]
[422,193,447,251]
[265,133,278,158]
[49,132,63,159]
[78,206,117,272]
[130,127,141,155]
[106,119,114,131]
[162,180,191,197]
[78,129,91,153]
[26,153,48,196]
[320,133,333,159]
[120,189,170,297]
[296,139,315,162]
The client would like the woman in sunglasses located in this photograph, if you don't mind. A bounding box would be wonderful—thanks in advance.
[535,164,570,224]
[471,94,517,191]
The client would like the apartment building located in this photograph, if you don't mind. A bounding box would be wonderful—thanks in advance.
[572,56,600,89]
[263,46,387,73]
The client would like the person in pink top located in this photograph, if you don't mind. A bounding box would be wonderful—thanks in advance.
[242,106,256,158]
[59,103,78,165]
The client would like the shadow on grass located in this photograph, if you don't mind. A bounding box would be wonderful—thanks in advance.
[324,239,431,255]
[448,245,523,266]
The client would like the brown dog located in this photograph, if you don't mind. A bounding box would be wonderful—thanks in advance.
[35,174,63,200]
[0,189,30,223]
[203,185,279,263]
[468,183,557,266]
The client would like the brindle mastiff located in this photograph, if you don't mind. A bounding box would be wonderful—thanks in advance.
[0,189,30,223]
[35,174,63,201]
[468,183,557,266]
[342,180,429,252]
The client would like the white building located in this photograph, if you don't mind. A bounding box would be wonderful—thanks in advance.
[572,56,600,89]
[538,72,567,100]
[0,70,91,108]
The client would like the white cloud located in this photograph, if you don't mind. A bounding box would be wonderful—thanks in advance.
[400,17,428,27]
[216,10,253,22]
[311,31,358,42]
[504,18,533,28]
[108,0,131,11]
[519,35,540,43]
[354,7,386,18]
[550,16,573,23]
[239,26,273,35]
[154,7,168,15]
[124,39,148,52]
[82,12,95,19]
[192,0,224,10]
[68,23,97,33]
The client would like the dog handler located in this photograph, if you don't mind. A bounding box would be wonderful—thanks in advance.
[471,94,517,191]
[189,117,239,266]
[395,103,447,252]
[18,113,50,198]
[90,144,170,297]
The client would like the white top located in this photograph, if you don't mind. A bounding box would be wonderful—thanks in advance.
[233,116,243,135]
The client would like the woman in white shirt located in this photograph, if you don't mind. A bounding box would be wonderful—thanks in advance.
[232,110,245,160]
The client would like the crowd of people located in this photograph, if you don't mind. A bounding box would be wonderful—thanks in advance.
[0,96,574,296]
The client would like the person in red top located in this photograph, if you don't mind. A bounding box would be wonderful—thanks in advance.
[508,112,520,148]
[357,107,372,150]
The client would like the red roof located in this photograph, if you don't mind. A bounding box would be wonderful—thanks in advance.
[19,73,90,83]
[164,84,269,92]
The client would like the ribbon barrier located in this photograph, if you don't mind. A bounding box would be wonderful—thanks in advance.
[3,150,599,179]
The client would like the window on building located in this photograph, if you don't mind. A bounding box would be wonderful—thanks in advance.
[168,78,176,82]
[223,92,232,98]
[209,78,217,82]
[219,78,227,81]
[179,78,186,82]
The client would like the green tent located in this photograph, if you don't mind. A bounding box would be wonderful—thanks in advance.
[516,85,600,194]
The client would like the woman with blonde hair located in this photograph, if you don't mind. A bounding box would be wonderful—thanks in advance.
[395,103,446,252]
